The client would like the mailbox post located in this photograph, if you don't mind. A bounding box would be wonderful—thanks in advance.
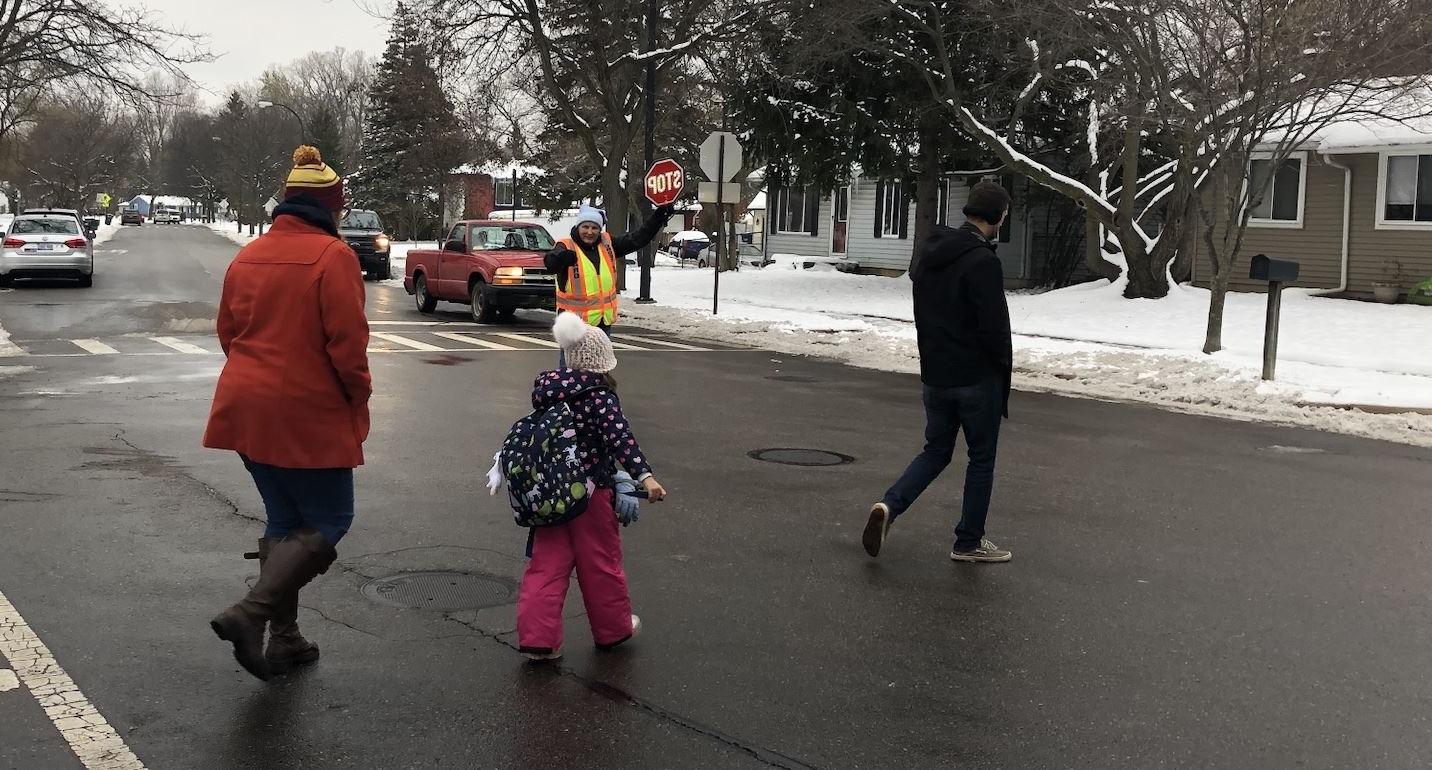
[1248,254,1300,381]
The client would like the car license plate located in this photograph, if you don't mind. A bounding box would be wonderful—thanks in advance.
[34,243,56,251]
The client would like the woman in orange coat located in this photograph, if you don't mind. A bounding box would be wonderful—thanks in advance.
[204,146,371,681]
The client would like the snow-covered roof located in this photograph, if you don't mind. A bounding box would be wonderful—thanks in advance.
[454,161,544,178]
[1264,81,1432,152]
[129,194,195,207]
[746,191,767,210]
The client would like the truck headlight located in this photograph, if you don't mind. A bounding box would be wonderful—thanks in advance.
[374,234,391,253]
[494,266,524,285]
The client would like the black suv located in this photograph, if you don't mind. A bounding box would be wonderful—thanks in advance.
[339,209,392,280]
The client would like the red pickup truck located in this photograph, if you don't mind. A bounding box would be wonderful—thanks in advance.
[404,220,559,322]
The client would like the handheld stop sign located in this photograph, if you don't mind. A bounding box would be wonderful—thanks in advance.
[644,159,684,207]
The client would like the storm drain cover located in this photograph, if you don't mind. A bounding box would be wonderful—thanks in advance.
[748,448,854,467]
[765,374,818,383]
[361,571,515,611]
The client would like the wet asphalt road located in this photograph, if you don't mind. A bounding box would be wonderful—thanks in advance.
[1,223,1432,769]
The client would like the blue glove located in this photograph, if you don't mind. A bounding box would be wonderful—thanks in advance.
[613,471,641,527]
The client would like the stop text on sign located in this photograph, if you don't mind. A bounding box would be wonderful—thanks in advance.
[644,159,685,206]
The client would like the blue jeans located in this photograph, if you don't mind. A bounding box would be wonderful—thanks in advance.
[241,456,355,546]
[881,377,1003,551]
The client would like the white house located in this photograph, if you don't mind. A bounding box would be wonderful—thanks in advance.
[765,172,1040,281]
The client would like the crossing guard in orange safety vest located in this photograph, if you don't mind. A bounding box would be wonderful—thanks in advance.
[544,203,675,341]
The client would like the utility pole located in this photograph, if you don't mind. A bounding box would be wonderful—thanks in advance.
[635,0,659,304]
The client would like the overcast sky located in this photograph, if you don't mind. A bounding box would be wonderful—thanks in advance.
[141,0,393,104]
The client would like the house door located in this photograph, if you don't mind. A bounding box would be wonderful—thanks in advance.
[831,186,850,256]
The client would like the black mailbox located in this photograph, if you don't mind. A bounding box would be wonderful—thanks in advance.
[1249,254,1300,283]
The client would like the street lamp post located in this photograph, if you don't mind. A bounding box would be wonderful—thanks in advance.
[257,100,307,145]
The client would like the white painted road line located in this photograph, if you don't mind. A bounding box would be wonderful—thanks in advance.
[609,339,654,351]
[492,332,559,348]
[150,336,210,355]
[0,588,147,769]
[614,334,712,351]
[71,339,120,355]
[370,332,445,352]
[0,667,17,691]
[432,331,518,350]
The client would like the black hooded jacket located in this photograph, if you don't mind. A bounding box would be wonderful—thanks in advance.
[911,222,1013,411]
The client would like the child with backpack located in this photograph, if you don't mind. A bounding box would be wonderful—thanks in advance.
[505,312,667,662]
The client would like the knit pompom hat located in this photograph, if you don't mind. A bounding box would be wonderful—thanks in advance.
[554,312,617,373]
[284,145,345,212]
[574,204,605,230]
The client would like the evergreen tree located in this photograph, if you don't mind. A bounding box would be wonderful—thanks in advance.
[352,2,467,238]
[309,103,345,177]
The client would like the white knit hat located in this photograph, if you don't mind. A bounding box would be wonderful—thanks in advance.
[553,312,617,372]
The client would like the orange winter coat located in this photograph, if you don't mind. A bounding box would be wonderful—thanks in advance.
[203,213,372,468]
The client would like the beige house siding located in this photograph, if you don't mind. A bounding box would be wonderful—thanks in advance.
[1339,152,1432,295]
[1200,151,1432,298]
[1199,153,1344,293]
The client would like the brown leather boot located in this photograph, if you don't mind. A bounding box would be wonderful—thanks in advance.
[211,528,336,681]
[259,537,331,672]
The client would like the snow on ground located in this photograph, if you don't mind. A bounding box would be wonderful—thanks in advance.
[621,266,1432,447]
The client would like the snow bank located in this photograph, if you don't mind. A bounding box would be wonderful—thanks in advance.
[622,268,1432,446]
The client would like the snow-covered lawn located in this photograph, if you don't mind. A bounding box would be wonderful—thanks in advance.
[621,263,1432,447]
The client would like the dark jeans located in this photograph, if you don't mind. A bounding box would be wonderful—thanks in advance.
[557,322,612,368]
[241,456,355,546]
[881,377,1003,551]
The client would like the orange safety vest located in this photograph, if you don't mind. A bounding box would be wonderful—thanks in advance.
[555,235,619,326]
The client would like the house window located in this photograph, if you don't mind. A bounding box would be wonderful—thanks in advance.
[1247,153,1305,227]
[879,182,902,237]
[936,179,949,226]
[779,187,809,233]
[494,178,516,207]
[834,187,849,223]
[1381,153,1432,225]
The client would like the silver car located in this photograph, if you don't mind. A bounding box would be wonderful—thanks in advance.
[0,213,95,287]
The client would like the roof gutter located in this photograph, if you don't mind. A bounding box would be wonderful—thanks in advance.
[1313,152,1351,297]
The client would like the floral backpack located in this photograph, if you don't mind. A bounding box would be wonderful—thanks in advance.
[497,387,606,527]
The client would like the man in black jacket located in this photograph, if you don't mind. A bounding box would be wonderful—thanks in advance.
[863,181,1014,563]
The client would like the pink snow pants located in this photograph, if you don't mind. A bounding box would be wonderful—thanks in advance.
[517,489,634,652]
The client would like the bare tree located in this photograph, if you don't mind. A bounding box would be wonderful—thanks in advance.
[0,1,208,146]
[17,94,139,209]
[427,0,777,233]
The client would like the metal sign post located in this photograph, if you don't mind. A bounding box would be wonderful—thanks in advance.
[699,131,742,316]
[713,135,724,315]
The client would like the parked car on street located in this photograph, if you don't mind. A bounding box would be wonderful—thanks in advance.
[153,207,180,224]
[338,209,393,281]
[683,241,772,269]
[120,209,144,226]
[667,230,711,259]
[0,212,95,287]
[404,220,557,323]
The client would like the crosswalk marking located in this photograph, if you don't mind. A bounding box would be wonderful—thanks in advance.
[432,331,518,350]
[492,332,559,348]
[371,332,444,351]
[71,339,119,355]
[150,336,210,355]
[613,334,711,351]
[609,339,655,351]
[5,331,741,358]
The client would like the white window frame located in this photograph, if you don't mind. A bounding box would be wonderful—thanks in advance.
[879,181,901,238]
[494,178,515,207]
[1375,147,1432,231]
[1245,151,1308,229]
[777,187,811,235]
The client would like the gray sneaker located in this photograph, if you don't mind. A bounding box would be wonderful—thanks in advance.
[862,503,891,557]
[950,539,1012,563]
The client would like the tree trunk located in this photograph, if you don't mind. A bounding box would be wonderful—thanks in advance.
[911,123,942,261]
[600,159,629,289]
[1203,269,1231,354]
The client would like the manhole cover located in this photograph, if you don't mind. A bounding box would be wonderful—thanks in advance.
[361,571,515,611]
[765,374,818,383]
[748,448,854,467]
